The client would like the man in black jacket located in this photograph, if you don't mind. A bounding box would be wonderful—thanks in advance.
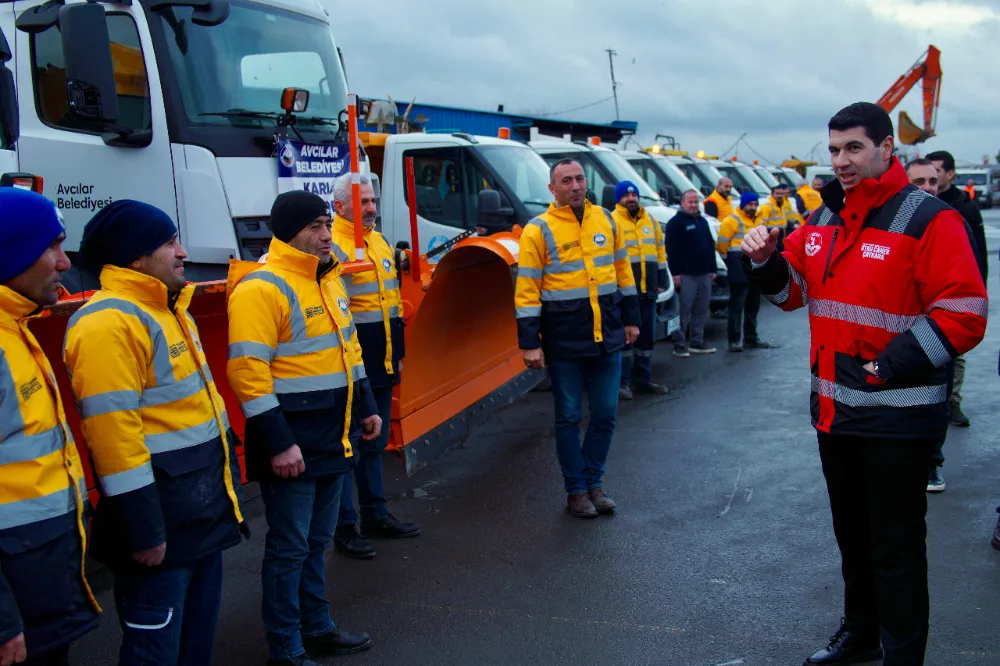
[926,150,984,429]
[665,190,717,356]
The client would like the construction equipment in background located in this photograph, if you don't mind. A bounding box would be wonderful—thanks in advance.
[782,159,818,180]
[876,45,942,145]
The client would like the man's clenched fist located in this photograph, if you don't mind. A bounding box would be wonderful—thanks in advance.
[742,226,781,265]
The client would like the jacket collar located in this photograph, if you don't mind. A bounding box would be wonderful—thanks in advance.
[614,203,646,222]
[98,265,194,311]
[734,207,757,225]
[819,157,909,214]
[546,199,593,223]
[0,285,42,328]
[264,236,324,277]
[333,214,375,241]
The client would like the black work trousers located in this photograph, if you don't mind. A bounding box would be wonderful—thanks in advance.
[818,433,935,666]
[727,282,760,344]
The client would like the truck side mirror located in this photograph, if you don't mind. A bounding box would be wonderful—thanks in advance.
[476,189,514,234]
[58,3,119,124]
[586,189,597,205]
[601,184,617,211]
[0,28,17,145]
[661,185,680,205]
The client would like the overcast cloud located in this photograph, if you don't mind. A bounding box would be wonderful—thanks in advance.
[327,0,1000,167]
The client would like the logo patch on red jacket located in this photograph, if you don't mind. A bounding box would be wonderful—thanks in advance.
[861,242,891,261]
[805,232,823,257]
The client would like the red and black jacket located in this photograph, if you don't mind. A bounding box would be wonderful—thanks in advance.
[746,158,988,439]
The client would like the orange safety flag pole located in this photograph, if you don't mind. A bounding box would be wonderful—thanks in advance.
[347,93,364,261]
[405,156,422,282]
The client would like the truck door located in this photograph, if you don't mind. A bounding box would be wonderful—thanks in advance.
[0,21,16,175]
[398,145,501,261]
[13,0,176,251]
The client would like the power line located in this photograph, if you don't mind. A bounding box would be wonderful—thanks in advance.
[739,138,777,165]
[533,95,616,118]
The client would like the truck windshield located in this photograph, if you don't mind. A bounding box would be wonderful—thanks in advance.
[475,145,553,217]
[716,164,762,195]
[591,151,661,205]
[958,172,988,185]
[155,0,347,137]
[753,166,780,188]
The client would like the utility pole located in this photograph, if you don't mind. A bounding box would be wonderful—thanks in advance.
[605,48,620,120]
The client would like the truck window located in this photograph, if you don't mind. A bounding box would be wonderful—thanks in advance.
[402,147,469,229]
[32,14,152,133]
[461,159,500,223]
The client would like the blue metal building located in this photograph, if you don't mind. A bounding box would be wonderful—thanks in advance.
[357,99,638,144]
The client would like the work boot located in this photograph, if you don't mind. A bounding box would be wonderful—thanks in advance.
[302,628,372,656]
[566,492,598,518]
[635,382,669,395]
[803,619,882,665]
[588,487,616,514]
[927,468,946,493]
[334,524,376,559]
[689,344,717,355]
[361,513,421,539]
[728,342,743,353]
[743,339,772,349]
[673,346,691,358]
[949,403,971,427]
[618,385,634,401]
[267,656,319,666]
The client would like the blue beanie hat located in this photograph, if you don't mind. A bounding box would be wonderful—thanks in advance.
[615,180,639,203]
[78,200,177,271]
[0,188,65,284]
[740,191,759,208]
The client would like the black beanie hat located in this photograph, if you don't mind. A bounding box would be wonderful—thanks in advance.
[78,200,178,271]
[270,191,331,243]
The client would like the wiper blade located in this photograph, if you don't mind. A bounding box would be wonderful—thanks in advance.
[522,200,552,206]
[295,116,340,126]
[198,110,279,121]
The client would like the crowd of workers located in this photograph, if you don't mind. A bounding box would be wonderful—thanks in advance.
[0,101,995,666]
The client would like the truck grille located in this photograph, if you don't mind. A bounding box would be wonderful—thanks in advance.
[233,216,273,260]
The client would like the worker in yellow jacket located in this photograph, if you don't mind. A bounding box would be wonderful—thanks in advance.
[227,190,379,663]
[516,158,640,518]
[797,176,824,217]
[703,177,734,220]
[329,174,419,561]
[756,184,789,249]
[65,200,247,666]
[611,180,669,400]
[717,192,771,352]
[0,189,100,665]
[781,183,804,234]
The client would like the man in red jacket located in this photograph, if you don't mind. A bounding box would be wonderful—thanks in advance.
[742,102,987,666]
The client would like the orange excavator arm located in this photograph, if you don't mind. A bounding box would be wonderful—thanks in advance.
[876,45,941,145]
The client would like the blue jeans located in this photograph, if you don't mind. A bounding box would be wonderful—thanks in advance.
[548,351,622,494]
[621,298,656,387]
[112,552,223,666]
[339,385,394,525]
[260,475,344,660]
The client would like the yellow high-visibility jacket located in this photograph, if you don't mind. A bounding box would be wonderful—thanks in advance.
[783,198,804,231]
[515,200,640,359]
[757,196,788,232]
[797,184,823,213]
[330,215,404,388]
[227,237,377,481]
[612,204,668,297]
[717,208,761,284]
[704,189,734,221]
[0,286,100,652]
[64,266,245,566]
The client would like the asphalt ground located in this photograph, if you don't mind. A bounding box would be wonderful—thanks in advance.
[72,210,1000,666]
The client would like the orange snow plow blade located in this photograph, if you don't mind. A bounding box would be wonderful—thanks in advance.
[390,235,543,474]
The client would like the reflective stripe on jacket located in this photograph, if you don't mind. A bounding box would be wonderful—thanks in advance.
[515,200,640,359]
[746,158,988,439]
[64,267,245,566]
[704,189,734,221]
[331,216,405,388]
[757,196,788,231]
[227,238,377,481]
[0,286,100,653]
[611,204,667,297]
[797,185,823,213]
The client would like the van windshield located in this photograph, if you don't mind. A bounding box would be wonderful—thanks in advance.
[476,145,553,217]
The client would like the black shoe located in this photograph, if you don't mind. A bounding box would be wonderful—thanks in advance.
[334,525,376,559]
[618,385,634,401]
[635,382,669,395]
[743,339,772,349]
[803,620,882,665]
[689,344,717,355]
[672,346,691,358]
[728,342,743,353]
[949,403,970,427]
[361,513,421,539]
[302,628,372,656]
[267,656,319,666]
[927,469,946,493]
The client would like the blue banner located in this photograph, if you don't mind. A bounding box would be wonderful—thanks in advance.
[276,139,350,203]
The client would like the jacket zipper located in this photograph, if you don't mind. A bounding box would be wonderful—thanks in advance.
[822,229,838,285]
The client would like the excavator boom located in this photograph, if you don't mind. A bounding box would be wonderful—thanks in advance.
[876,45,941,145]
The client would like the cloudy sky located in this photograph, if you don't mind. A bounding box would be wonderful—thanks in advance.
[329,0,1000,167]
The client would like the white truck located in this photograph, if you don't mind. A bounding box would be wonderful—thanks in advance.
[527,137,680,340]
[0,24,17,176]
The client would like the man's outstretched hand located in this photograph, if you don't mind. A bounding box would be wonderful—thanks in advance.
[742,227,781,265]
